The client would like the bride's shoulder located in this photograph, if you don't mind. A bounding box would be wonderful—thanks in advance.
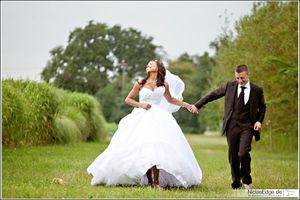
[133,80,143,89]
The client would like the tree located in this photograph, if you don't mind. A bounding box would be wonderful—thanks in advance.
[108,25,160,78]
[207,2,298,137]
[41,21,160,94]
[95,75,134,123]
[168,52,216,133]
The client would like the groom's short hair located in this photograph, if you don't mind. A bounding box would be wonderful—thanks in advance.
[235,64,249,73]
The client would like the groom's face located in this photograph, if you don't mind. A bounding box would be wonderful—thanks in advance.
[235,71,249,86]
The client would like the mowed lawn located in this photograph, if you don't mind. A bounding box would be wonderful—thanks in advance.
[2,134,298,198]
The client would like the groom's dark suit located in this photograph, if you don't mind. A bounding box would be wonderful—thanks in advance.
[194,80,266,186]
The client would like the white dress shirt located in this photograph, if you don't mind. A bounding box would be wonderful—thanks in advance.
[237,81,251,104]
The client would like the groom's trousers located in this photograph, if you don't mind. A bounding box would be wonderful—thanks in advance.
[226,122,253,185]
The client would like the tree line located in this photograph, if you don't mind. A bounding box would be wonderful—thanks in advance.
[39,2,297,149]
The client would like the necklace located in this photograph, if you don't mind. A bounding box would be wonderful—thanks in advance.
[148,79,157,84]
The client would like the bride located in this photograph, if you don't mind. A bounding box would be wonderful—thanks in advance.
[87,60,202,189]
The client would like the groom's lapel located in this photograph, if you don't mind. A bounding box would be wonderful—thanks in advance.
[229,81,238,107]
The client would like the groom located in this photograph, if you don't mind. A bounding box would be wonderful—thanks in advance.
[189,64,266,190]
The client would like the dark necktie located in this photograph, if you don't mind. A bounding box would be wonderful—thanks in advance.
[238,86,246,109]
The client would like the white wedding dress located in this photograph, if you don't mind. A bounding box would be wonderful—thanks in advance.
[87,71,202,188]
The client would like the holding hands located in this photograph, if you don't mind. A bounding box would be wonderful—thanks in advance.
[187,105,199,114]
[182,102,199,114]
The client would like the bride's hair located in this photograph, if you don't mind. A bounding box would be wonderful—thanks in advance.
[138,60,166,87]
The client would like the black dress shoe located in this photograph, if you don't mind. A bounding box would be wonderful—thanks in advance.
[231,181,242,189]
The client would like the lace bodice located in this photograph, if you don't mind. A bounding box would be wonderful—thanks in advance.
[139,86,166,105]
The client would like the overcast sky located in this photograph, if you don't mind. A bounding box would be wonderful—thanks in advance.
[2,1,254,81]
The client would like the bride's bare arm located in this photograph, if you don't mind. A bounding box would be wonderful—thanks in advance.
[164,82,190,108]
[125,82,151,110]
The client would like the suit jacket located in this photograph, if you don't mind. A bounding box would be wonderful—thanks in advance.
[195,80,266,139]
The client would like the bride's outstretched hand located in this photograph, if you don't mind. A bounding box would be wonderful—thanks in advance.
[182,102,192,111]
[187,105,199,114]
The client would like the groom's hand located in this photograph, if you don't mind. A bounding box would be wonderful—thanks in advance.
[254,121,262,131]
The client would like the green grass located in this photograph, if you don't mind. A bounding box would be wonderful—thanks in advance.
[2,134,298,198]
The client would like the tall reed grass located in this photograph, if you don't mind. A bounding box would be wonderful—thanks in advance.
[2,79,107,147]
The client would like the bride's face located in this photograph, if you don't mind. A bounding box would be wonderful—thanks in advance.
[146,61,158,73]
